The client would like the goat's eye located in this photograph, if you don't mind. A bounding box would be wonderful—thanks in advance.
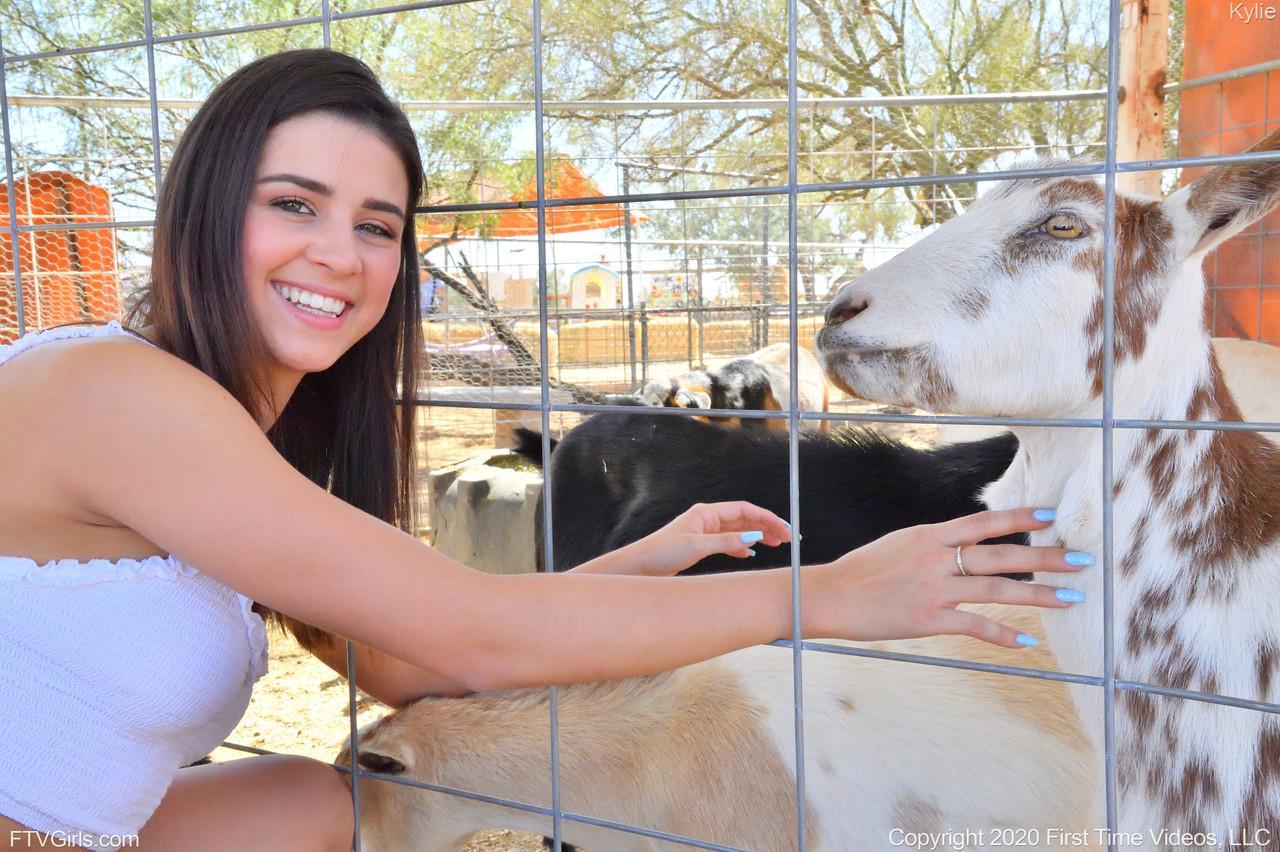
[1045,213,1084,239]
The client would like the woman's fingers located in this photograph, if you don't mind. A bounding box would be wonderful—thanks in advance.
[692,501,791,547]
[951,543,1090,576]
[947,576,1080,609]
[936,610,1041,649]
[935,507,1055,546]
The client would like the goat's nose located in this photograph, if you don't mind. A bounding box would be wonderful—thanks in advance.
[824,295,869,326]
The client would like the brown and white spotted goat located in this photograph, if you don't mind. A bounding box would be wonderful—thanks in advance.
[818,130,1280,843]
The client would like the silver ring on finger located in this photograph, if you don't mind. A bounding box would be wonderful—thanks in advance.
[955,545,969,577]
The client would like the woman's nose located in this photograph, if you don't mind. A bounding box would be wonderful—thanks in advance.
[306,224,361,276]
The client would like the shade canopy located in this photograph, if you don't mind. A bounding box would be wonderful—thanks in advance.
[419,160,646,244]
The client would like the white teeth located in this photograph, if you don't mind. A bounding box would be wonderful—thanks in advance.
[273,284,346,318]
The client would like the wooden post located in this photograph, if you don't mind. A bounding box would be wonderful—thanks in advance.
[1117,0,1171,197]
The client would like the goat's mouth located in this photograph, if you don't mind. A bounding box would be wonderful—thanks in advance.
[818,341,924,406]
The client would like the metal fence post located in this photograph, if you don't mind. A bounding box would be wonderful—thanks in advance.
[639,301,649,385]
[622,165,639,391]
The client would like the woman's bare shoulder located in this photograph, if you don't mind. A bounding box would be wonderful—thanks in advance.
[0,334,241,556]
[3,332,215,396]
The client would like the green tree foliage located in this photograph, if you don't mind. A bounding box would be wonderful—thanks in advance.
[1,0,1107,284]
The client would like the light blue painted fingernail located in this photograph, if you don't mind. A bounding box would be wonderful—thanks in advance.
[1056,588,1085,603]
[1016,633,1039,647]
[781,520,792,531]
[1033,508,1057,522]
[1065,551,1095,567]
[741,531,765,545]
[747,549,757,557]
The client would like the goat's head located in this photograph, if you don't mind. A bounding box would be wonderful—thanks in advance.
[816,129,1280,418]
[640,372,714,410]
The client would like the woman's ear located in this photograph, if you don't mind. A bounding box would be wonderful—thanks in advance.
[1163,127,1280,259]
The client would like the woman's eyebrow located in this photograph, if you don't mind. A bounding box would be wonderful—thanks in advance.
[257,172,406,221]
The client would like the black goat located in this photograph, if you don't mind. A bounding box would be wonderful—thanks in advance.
[512,412,1023,575]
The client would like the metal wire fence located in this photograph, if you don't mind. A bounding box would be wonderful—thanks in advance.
[4,1,1280,850]
[1165,58,1280,343]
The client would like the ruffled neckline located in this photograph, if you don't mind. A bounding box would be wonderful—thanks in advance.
[0,552,198,584]
[0,319,154,360]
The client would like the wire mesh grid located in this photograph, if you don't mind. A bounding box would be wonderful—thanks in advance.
[4,1,1280,850]
[1168,61,1280,344]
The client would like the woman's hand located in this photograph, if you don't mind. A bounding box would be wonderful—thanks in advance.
[573,501,793,577]
[803,507,1092,649]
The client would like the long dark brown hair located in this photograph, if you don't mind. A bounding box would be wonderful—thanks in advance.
[124,49,425,652]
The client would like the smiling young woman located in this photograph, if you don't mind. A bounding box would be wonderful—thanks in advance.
[0,49,1086,851]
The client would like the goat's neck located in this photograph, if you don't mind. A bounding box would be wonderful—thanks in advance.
[990,322,1280,833]
[990,324,1279,671]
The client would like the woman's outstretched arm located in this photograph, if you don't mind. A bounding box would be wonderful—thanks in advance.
[41,339,1081,694]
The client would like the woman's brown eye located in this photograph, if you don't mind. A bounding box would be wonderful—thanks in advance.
[1046,214,1083,239]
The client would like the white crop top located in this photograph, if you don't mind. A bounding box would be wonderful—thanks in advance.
[0,321,269,851]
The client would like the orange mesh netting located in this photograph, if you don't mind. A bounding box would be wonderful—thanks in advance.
[0,170,120,344]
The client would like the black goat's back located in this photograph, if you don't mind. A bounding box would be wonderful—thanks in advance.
[528,412,1021,574]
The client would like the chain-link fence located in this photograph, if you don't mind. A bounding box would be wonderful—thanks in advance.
[5,1,1280,850]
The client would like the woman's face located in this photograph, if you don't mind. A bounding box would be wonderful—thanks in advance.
[242,111,409,384]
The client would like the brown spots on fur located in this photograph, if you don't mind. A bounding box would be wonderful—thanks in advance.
[837,696,856,714]
[1167,358,1280,574]
[1121,690,1162,788]
[1039,178,1106,208]
[1125,580,1174,655]
[1259,644,1278,701]
[1237,719,1280,829]
[953,287,990,320]
[914,348,955,411]
[873,345,955,411]
[1187,379,1218,422]
[890,793,942,835]
[1145,432,1179,502]
[1112,474,1127,500]
[1081,197,1175,397]
[1171,758,1221,836]
[1120,513,1150,580]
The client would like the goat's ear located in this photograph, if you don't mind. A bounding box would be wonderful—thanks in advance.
[341,720,415,776]
[676,388,711,409]
[357,748,410,776]
[1165,127,1280,258]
